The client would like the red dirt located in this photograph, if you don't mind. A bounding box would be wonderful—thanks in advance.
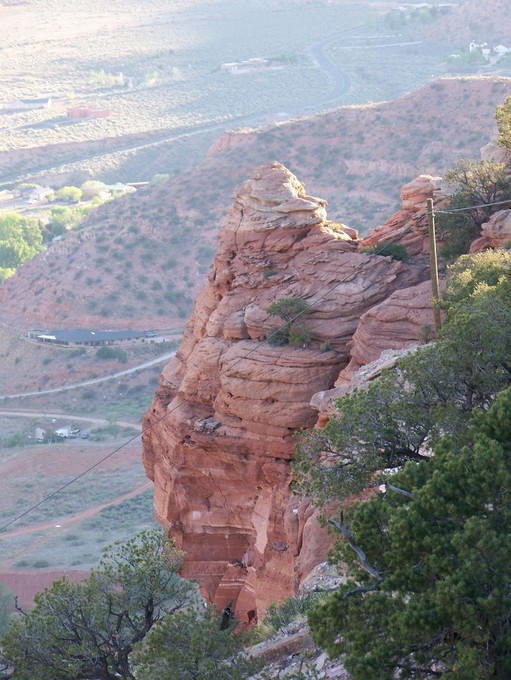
[0,441,143,514]
[0,441,152,608]
[0,569,89,612]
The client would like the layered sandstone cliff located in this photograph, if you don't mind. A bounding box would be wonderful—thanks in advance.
[142,162,437,623]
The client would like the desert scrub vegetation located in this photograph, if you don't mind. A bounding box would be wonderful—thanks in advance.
[81,488,154,533]
[95,346,128,363]
[0,464,146,531]
[88,423,139,441]
[266,297,311,347]
[496,95,511,149]
[264,592,327,633]
[361,242,410,261]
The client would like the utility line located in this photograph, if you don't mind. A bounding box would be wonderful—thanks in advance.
[0,221,419,533]
[0,431,144,532]
[4,191,511,531]
[434,197,511,214]
[1,193,509,339]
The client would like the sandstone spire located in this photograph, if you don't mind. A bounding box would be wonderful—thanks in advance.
[142,163,429,623]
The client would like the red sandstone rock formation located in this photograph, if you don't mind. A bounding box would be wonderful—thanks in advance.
[470,209,511,252]
[142,162,431,623]
[337,278,444,384]
[207,130,258,157]
[360,174,445,257]
[461,140,511,251]
[311,278,446,418]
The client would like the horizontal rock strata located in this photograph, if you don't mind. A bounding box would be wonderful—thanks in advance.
[142,162,430,623]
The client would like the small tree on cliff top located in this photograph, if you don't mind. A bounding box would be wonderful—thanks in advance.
[266,297,311,347]
[1,530,194,680]
[437,159,511,259]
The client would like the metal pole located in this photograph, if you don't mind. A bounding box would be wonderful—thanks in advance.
[427,198,442,334]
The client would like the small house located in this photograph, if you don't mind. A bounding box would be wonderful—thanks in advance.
[3,97,52,111]
[67,105,111,119]
[221,57,269,73]
[27,185,53,204]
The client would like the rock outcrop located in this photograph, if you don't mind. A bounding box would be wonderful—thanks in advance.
[336,278,443,385]
[470,209,511,252]
[142,162,432,623]
[207,130,258,157]
[361,174,445,257]
[456,140,511,252]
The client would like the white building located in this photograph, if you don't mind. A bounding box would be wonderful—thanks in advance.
[3,97,52,111]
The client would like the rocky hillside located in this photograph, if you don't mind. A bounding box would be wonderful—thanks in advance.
[0,76,509,333]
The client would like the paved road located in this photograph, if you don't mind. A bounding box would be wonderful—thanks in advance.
[308,32,423,110]
[310,38,352,107]
[1,350,176,400]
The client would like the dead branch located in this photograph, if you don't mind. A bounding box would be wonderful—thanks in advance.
[386,482,415,501]
[327,518,383,582]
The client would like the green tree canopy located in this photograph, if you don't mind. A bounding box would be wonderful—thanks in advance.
[496,95,511,149]
[133,606,262,679]
[360,241,410,261]
[0,212,43,280]
[1,530,194,679]
[54,185,82,203]
[48,205,88,236]
[80,180,106,199]
[437,160,511,259]
[308,387,511,679]
[0,583,13,636]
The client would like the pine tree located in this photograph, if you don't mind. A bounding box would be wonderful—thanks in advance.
[308,388,511,679]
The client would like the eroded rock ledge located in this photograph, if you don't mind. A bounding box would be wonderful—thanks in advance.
[142,162,431,624]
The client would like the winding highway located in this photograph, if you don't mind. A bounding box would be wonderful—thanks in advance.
[310,38,352,108]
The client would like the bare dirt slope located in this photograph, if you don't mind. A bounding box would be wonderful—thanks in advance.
[1,76,510,333]
[419,0,511,45]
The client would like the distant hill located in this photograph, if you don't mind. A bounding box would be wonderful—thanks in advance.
[0,76,510,331]
[419,0,511,46]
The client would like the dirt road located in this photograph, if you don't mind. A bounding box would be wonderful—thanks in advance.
[0,480,152,543]
[1,351,176,400]
[0,409,142,430]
